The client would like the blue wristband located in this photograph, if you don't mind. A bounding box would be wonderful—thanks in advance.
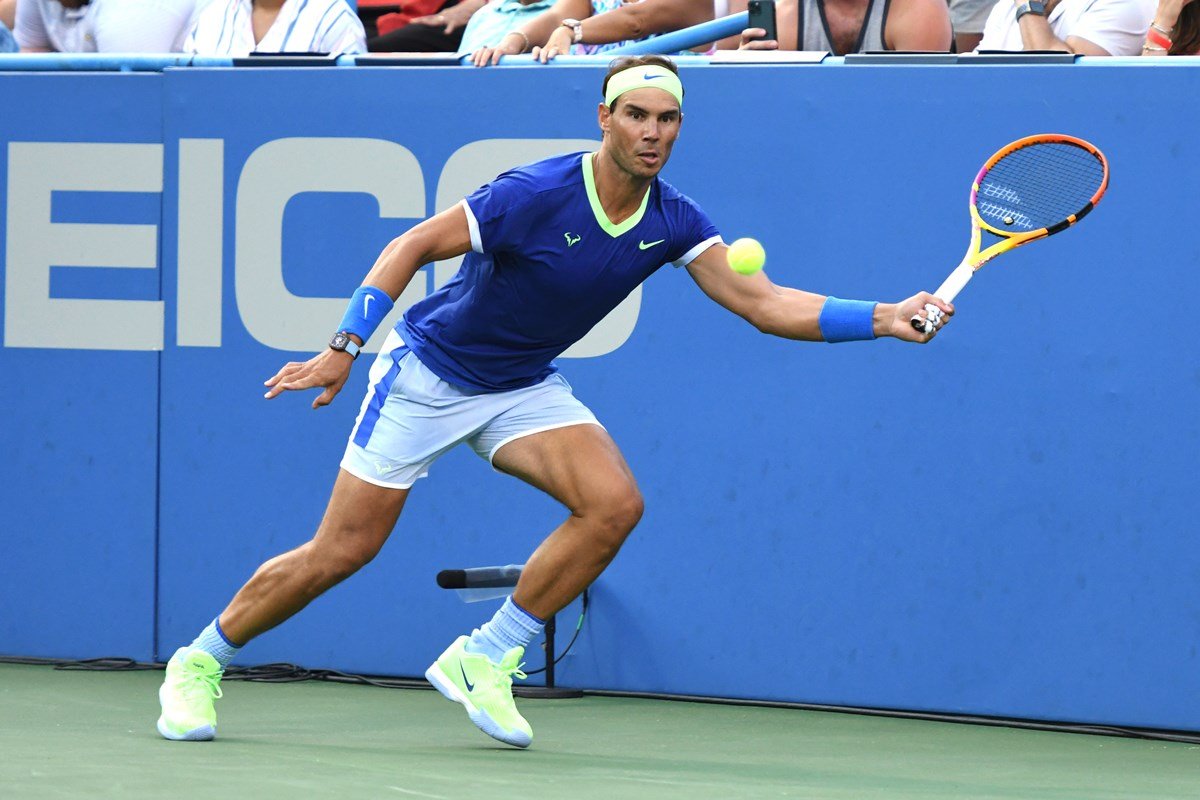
[818,297,877,343]
[338,286,394,343]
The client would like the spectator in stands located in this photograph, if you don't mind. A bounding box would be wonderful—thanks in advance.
[14,0,202,52]
[470,0,693,65]
[185,0,366,55]
[0,0,16,53]
[368,0,481,52]
[530,0,714,62]
[369,0,556,55]
[949,0,994,52]
[975,0,1155,53]
[1140,0,1198,52]
[727,0,952,53]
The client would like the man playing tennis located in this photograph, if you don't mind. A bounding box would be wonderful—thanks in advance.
[156,54,953,748]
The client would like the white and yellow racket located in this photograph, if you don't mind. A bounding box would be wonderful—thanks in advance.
[914,134,1110,333]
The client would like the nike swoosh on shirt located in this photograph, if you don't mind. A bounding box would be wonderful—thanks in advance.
[638,239,666,250]
[460,662,475,692]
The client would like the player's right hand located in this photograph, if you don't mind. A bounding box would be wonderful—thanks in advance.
[263,350,354,409]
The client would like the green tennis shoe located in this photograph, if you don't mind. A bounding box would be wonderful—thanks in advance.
[157,647,223,741]
[425,635,532,748]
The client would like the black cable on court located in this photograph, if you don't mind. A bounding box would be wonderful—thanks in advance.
[0,593,590,690]
[4,593,1197,748]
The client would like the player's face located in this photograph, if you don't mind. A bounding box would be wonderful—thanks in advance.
[600,89,682,179]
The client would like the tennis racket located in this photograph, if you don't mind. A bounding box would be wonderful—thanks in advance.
[912,134,1110,333]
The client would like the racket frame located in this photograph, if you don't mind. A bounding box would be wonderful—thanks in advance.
[914,133,1110,331]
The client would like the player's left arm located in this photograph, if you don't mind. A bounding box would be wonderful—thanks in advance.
[684,244,953,343]
[264,204,475,407]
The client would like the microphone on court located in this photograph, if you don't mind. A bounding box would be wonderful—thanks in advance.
[436,564,524,591]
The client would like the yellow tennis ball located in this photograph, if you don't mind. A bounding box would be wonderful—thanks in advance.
[727,238,766,275]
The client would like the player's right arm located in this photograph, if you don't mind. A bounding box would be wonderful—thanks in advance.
[263,203,474,408]
[686,243,953,343]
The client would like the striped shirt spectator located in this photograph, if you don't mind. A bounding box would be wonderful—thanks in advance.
[185,0,366,55]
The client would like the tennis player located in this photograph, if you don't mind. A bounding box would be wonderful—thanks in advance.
[156,54,953,748]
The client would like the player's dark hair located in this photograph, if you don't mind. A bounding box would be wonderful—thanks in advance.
[1172,5,1200,55]
[601,56,682,109]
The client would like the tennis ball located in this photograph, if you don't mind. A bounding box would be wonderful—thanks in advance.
[727,238,766,275]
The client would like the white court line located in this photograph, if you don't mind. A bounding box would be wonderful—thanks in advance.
[387,786,449,799]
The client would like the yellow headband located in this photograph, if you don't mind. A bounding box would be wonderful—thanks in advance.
[604,65,683,110]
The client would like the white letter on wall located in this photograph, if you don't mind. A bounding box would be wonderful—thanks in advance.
[4,142,164,350]
[235,137,425,353]
[177,139,224,347]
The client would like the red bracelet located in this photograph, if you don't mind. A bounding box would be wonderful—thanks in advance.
[1146,27,1173,50]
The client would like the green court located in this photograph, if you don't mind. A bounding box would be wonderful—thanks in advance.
[2,663,1196,799]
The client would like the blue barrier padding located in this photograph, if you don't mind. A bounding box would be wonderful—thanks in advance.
[3,62,1200,732]
[0,75,162,661]
[0,53,233,71]
[608,12,750,55]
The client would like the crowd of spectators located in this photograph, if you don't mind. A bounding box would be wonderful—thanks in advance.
[0,0,366,55]
[0,0,1193,58]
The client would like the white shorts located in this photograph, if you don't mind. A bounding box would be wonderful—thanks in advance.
[340,331,602,489]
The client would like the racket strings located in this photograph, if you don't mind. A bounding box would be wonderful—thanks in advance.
[976,142,1105,232]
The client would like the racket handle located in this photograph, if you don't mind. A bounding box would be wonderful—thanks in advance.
[910,263,974,333]
[933,263,975,304]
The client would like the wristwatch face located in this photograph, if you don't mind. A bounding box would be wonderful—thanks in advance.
[330,332,350,350]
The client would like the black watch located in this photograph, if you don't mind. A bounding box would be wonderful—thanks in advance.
[329,331,361,359]
[1015,0,1047,20]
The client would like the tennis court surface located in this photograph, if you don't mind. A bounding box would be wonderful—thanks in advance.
[2,663,1196,799]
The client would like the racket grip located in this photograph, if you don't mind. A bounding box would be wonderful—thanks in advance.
[933,263,975,304]
[910,263,974,333]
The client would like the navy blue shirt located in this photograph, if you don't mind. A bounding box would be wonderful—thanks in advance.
[401,152,721,392]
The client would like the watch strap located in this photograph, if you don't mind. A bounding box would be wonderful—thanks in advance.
[329,332,361,359]
[1015,1,1047,20]
[562,18,583,44]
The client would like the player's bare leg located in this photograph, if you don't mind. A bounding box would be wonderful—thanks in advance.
[219,469,411,644]
[425,423,642,748]
[157,469,408,741]
[494,424,643,619]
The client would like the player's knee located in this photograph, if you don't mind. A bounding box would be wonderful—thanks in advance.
[591,484,644,548]
[311,529,385,584]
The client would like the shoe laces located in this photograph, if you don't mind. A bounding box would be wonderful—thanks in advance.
[494,660,527,691]
[176,664,224,702]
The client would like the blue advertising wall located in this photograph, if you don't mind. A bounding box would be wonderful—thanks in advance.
[2,61,1199,732]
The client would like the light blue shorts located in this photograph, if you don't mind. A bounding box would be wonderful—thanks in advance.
[340,331,602,489]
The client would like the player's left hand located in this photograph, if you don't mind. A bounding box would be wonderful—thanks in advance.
[533,27,572,63]
[887,292,954,343]
[263,349,355,409]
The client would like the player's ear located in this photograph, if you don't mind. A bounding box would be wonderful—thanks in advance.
[597,102,610,135]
